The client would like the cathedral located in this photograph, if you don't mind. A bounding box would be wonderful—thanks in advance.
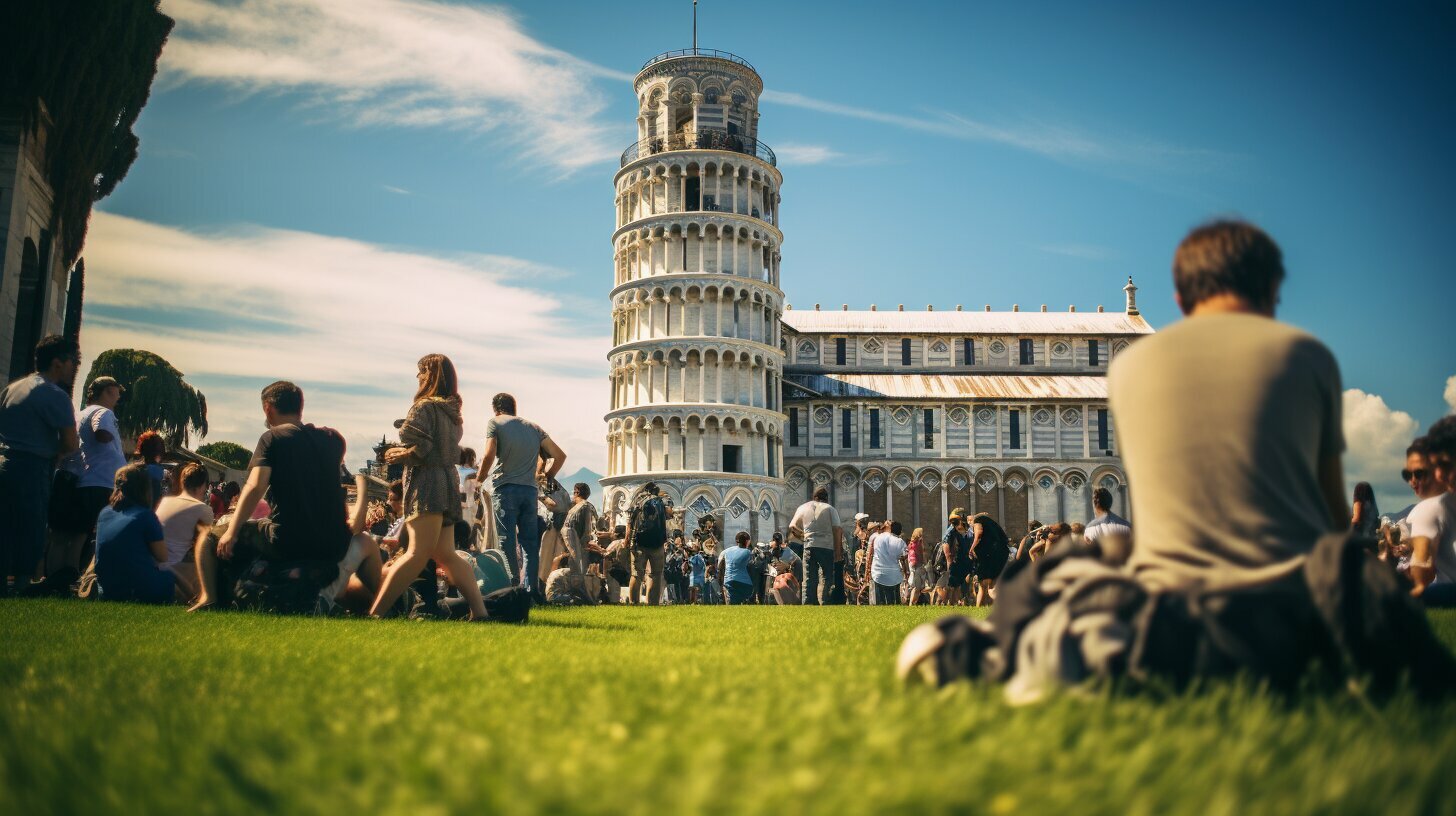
[601,47,1151,543]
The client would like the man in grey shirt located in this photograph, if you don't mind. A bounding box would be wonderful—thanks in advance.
[479,392,566,599]
[788,486,844,605]
[0,335,81,587]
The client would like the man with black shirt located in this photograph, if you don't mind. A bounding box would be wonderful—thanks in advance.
[189,381,371,611]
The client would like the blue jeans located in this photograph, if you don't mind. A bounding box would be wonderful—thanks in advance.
[0,451,52,582]
[802,547,837,605]
[493,483,540,591]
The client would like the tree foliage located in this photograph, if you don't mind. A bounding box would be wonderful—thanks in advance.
[0,1,173,267]
[197,441,251,472]
[84,349,208,447]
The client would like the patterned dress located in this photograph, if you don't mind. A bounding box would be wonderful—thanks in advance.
[398,396,464,524]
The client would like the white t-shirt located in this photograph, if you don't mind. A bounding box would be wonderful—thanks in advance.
[1408,493,1456,584]
[1083,512,1132,544]
[155,495,215,567]
[77,405,126,489]
[870,533,908,586]
[789,500,842,551]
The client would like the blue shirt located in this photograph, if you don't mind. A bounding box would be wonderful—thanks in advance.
[95,504,173,604]
[719,546,754,586]
[689,553,706,584]
[0,374,74,457]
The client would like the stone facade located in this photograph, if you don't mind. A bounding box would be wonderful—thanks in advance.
[779,294,1150,540]
[0,105,71,381]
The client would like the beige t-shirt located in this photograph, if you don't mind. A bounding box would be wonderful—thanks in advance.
[1108,313,1343,591]
[789,500,842,551]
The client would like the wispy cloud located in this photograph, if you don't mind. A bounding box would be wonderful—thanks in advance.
[762,89,1229,172]
[381,184,411,195]
[162,0,629,173]
[80,211,611,470]
[1037,243,1118,261]
[773,143,847,166]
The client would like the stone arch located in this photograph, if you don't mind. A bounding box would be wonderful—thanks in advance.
[945,468,974,519]
[861,467,888,522]
[1001,467,1031,540]
[887,467,915,532]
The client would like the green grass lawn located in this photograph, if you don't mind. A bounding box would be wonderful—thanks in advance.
[2,600,1455,815]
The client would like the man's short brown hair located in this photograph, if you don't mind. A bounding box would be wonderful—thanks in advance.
[1173,220,1284,313]
[261,381,304,415]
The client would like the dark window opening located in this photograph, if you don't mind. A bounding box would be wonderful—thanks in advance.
[923,408,935,449]
[835,338,846,365]
[869,409,882,449]
[963,338,975,366]
[722,444,742,474]
[1088,340,1101,367]
[1009,410,1022,450]
[1019,339,1034,365]
[685,176,701,211]
[901,338,912,366]
[1097,409,1110,451]
[841,408,853,449]
[789,407,800,447]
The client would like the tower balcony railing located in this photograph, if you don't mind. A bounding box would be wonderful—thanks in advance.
[641,48,756,73]
[621,129,776,168]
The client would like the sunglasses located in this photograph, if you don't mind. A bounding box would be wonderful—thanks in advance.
[1402,468,1430,482]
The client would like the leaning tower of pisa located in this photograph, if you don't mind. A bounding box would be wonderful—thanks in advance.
[602,47,787,543]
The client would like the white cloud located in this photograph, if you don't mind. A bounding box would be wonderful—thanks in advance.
[1445,375,1456,414]
[161,0,630,172]
[773,143,847,166]
[381,185,411,195]
[1343,388,1420,515]
[80,211,611,471]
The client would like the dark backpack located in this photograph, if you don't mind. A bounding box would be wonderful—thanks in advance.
[482,585,531,623]
[631,497,668,550]
[232,559,340,615]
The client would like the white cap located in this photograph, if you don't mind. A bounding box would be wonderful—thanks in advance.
[854,513,870,521]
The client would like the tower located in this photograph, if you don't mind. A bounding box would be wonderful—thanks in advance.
[602,47,787,543]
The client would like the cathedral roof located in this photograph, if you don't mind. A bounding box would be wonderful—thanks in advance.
[784,373,1108,401]
[781,310,1153,336]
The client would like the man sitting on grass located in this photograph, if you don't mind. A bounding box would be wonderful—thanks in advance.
[189,381,378,612]
[1111,220,1348,590]
[899,220,1456,698]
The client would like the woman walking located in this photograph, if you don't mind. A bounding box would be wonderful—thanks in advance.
[369,354,489,620]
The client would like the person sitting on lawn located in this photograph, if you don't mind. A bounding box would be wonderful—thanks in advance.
[544,552,578,604]
[1111,220,1348,591]
[156,463,214,601]
[1408,418,1456,606]
[188,381,376,612]
[94,464,178,604]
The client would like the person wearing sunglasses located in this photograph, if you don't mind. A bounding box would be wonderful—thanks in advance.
[1409,422,1456,605]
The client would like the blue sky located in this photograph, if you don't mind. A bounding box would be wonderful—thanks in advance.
[84,0,1454,508]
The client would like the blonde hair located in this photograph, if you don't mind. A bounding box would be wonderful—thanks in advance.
[910,527,924,542]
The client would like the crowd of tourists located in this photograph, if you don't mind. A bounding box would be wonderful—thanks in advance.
[2,218,1455,657]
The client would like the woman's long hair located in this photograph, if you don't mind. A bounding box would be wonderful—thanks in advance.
[110,463,154,511]
[414,353,459,403]
[1353,481,1378,517]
